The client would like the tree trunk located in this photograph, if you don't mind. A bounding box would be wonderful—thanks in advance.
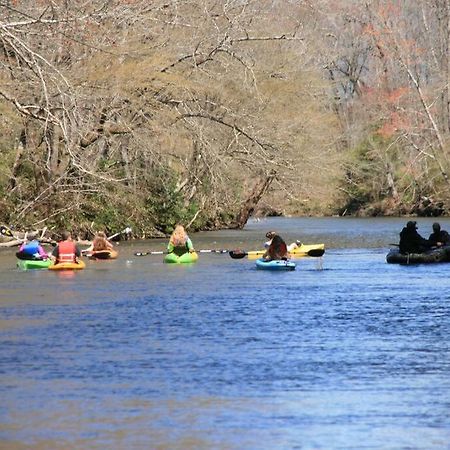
[8,128,26,190]
[231,172,275,229]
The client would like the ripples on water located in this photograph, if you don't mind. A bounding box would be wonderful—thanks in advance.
[1,218,450,449]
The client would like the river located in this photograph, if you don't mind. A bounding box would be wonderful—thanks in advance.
[1,217,449,449]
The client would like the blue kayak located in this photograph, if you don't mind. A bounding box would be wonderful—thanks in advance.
[255,258,296,271]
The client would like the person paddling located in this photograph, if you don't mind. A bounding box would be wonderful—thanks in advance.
[51,231,81,264]
[84,231,114,253]
[262,233,288,261]
[17,239,48,260]
[168,224,195,256]
[398,221,432,254]
[264,230,301,252]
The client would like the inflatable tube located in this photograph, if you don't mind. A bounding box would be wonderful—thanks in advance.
[164,251,199,264]
[88,249,118,260]
[17,258,52,270]
[386,247,450,264]
[255,258,296,271]
[49,260,86,270]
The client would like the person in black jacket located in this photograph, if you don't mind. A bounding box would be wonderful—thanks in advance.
[399,221,432,254]
[428,222,450,247]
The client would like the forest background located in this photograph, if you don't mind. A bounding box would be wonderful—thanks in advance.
[1,0,450,238]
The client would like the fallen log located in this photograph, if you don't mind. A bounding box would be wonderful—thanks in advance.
[0,226,56,248]
[0,239,24,248]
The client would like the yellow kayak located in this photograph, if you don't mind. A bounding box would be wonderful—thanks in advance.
[49,260,86,270]
[246,243,325,260]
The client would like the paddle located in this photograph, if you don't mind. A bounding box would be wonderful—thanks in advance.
[0,225,14,238]
[0,225,33,245]
[229,248,325,259]
[134,249,228,256]
[228,250,247,259]
[1,225,52,259]
[304,248,325,257]
[107,226,132,240]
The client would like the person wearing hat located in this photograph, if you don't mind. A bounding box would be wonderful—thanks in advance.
[428,222,450,247]
[399,221,432,254]
[264,231,277,249]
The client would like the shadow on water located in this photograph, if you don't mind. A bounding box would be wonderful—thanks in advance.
[0,217,450,449]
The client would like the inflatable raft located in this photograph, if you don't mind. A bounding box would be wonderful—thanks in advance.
[48,260,86,270]
[255,258,296,271]
[88,249,118,260]
[164,251,199,264]
[386,246,450,264]
[17,258,52,270]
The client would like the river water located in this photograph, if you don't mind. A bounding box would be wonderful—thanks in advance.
[1,217,449,449]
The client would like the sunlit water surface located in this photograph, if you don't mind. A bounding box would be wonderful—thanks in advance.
[1,217,449,449]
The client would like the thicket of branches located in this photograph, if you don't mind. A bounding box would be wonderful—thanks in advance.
[1,1,449,237]
[322,0,450,216]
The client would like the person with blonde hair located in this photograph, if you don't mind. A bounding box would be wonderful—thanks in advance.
[168,224,195,256]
